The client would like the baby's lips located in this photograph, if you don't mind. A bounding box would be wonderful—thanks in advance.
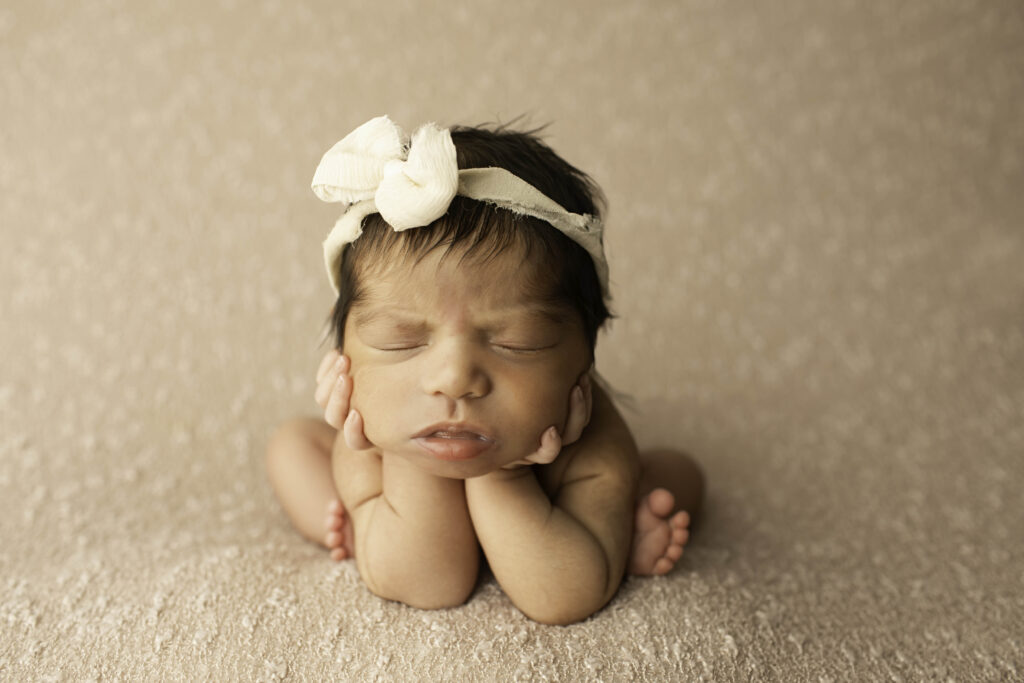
[413,421,495,442]
[425,430,490,440]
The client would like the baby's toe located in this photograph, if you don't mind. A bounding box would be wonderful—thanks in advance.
[666,543,683,562]
[646,489,676,518]
[326,530,343,548]
[329,547,347,561]
[670,510,690,529]
[327,500,344,515]
[672,526,689,546]
[653,557,674,575]
[325,514,344,531]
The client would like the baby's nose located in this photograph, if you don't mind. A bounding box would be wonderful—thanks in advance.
[420,340,490,401]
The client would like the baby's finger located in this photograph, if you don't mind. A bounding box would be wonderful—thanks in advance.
[314,360,340,407]
[324,373,351,429]
[343,409,375,451]
[539,426,562,461]
[501,459,533,470]
[315,354,349,408]
[561,385,588,446]
[316,349,341,384]
[521,426,561,465]
[582,373,593,427]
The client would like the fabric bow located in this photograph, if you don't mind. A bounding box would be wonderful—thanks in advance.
[311,115,459,232]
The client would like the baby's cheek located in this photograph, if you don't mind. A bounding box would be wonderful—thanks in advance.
[348,366,403,441]
[519,382,574,435]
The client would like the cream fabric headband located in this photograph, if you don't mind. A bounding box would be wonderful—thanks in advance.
[312,115,609,299]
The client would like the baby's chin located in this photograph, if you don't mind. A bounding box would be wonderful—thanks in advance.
[386,442,521,479]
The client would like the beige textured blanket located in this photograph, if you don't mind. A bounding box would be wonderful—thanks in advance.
[2,0,1022,679]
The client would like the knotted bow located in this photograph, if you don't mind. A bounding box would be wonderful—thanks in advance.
[311,115,459,231]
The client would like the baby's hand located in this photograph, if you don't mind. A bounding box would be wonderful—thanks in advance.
[314,349,373,450]
[503,372,593,469]
[315,349,351,429]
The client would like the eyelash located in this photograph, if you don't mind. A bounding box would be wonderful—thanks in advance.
[376,343,547,354]
[496,345,542,354]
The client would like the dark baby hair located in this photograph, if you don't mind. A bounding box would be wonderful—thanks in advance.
[325,121,614,357]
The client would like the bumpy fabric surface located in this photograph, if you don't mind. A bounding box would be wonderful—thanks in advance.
[2,0,1022,680]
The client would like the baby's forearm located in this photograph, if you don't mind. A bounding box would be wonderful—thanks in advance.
[465,470,616,625]
[342,454,479,609]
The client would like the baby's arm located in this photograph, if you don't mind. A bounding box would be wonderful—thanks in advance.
[332,432,479,609]
[464,379,639,625]
[328,371,478,610]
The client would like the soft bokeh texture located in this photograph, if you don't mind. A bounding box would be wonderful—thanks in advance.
[2,0,1022,679]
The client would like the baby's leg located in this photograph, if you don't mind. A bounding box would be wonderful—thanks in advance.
[629,449,705,576]
[265,417,353,559]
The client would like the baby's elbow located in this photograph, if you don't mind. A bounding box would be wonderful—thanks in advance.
[371,580,475,611]
[523,606,589,626]
[519,593,608,626]
[516,577,614,625]
[364,563,477,611]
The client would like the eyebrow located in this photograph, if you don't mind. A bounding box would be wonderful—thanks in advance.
[352,303,571,330]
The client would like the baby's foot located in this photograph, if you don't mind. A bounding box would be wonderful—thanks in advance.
[324,499,355,561]
[629,488,690,575]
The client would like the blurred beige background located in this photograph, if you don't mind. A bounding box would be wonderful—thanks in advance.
[2,0,1022,679]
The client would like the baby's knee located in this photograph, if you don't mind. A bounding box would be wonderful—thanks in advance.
[265,417,334,466]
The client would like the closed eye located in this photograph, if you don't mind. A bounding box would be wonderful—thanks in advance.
[371,342,554,354]
[374,344,424,351]
[494,344,554,354]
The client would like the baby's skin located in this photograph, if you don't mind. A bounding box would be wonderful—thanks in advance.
[266,245,705,623]
[314,349,691,576]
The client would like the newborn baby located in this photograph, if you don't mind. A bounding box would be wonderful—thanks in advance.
[266,117,704,624]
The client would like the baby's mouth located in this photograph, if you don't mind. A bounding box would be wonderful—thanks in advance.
[415,427,496,461]
[414,422,496,442]
[428,430,490,441]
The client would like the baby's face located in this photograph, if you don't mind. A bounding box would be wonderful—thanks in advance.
[342,245,591,478]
